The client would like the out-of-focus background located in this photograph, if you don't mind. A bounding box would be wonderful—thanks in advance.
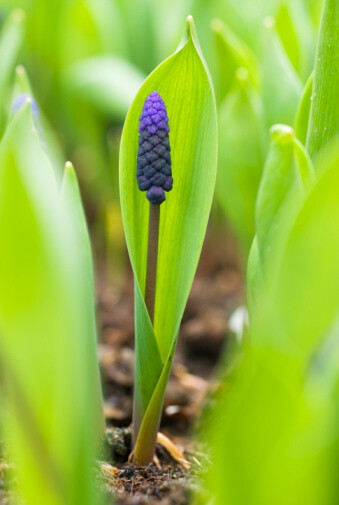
[0,0,322,259]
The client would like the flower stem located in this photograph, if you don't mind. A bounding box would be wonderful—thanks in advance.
[145,204,160,323]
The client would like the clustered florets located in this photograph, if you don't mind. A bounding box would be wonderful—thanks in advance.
[137,91,173,204]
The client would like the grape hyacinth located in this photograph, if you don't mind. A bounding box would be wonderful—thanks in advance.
[11,93,39,119]
[137,91,173,204]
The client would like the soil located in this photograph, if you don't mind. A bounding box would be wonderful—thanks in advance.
[97,227,244,504]
[0,227,244,504]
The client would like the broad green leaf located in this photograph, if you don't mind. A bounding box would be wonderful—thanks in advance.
[200,345,337,505]
[63,56,145,121]
[200,133,339,505]
[119,16,217,459]
[248,126,313,318]
[11,65,64,173]
[0,100,102,505]
[217,68,265,252]
[255,124,303,270]
[295,72,313,144]
[268,140,339,356]
[211,18,259,103]
[259,17,303,127]
[61,162,105,438]
[276,3,301,74]
[306,0,339,160]
[276,0,316,80]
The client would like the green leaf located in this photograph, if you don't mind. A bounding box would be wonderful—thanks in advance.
[0,9,25,92]
[248,125,313,318]
[255,124,303,270]
[61,162,105,438]
[200,138,339,505]
[276,1,316,80]
[295,72,313,144]
[119,15,217,461]
[269,139,339,356]
[211,18,260,103]
[246,235,262,320]
[275,3,301,74]
[63,55,145,121]
[259,16,303,127]
[11,65,65,173]
[0,9,25,133]
[0,100,102,505]
[212,0,280,50]
[293,137,315,189]
[217,67,266,253]
[306,0,339,160]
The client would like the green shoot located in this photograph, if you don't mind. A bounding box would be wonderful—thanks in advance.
[119,15,217,465]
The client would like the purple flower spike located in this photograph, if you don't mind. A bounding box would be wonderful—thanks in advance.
[137,91,173,205]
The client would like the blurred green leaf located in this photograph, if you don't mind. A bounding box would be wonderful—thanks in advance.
[114,0,158,73]
[120,16,217,461]
[212,0,281,50]
[85,0,127,55]
[306,0,339,160]
[217,68,265,252]
[11,65,65,173]
[293,137,315,189]
[61,162,105,438]
[0,100,102,505]
[0,9,25,133]
[63,56,145,121]
[200,121,339,505]
[0,9,25,92]
[275,3,301,74]
[276,0,316,80]
[255,124,303,270]
[247,235,262,319]
[295,72,313,144]
[211,18,259,103]
[260,16,303,126]
[268,140,339,355]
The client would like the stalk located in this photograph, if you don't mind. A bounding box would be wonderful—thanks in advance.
[306,0,339,160]
[132,204,161,464]
[145,204,160,323]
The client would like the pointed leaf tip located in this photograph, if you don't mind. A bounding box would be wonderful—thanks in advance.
[270,124,294,144]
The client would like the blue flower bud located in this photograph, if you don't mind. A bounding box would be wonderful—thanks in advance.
[11,93,39,119]
[137,91,173,204]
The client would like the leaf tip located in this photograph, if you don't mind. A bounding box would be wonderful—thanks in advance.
[65,161,74,172]
[185,15,198,44]
[11,8,25,24]
[210,18,224,33]
[270,124,295,145]
[262,16,275,30]
[15,65,25,77]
